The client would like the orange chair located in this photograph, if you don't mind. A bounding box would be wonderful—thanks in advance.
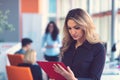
[6,66,33,80]
[7,54,24,66]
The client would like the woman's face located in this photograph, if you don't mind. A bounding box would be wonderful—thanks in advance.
[67,19,84,41]
[49,23,54,33]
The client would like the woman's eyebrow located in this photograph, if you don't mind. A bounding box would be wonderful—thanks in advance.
[67,25,80,28]
[67,26,71,28]
[73,25,80,28]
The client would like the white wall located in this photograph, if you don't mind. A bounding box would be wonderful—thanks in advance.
[22,14,44,60]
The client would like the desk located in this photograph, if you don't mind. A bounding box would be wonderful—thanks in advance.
[102,75,120,80]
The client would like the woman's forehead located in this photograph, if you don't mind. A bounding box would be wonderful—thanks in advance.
[67,19,84,27]
[67,19,77,26]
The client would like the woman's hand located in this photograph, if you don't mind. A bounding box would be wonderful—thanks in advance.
[46,45,54,48]
[53,64,77,80]
[49,79,55,80]
[46,44,59,49]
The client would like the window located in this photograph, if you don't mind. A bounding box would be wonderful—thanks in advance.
[49,0,56,13]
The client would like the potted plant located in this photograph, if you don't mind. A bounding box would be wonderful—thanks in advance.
[0,10,15,42]
[0,10,15,33]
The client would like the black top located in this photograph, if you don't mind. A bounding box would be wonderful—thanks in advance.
[62,40,105,80]
[18,63,43,80]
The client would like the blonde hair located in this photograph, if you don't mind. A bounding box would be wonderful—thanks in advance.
[24,49,36,64]
[61,8,101,55]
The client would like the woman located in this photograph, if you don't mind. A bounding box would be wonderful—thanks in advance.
[52,8,105,80]
[42,21,61,61]
[18,49,43,80]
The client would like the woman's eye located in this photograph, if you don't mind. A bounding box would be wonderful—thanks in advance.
[75,26,80,29]
[67,27,71,30]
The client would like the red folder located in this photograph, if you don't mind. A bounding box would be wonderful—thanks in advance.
[37,61,67,80]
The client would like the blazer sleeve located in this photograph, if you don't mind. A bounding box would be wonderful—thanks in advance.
[77,44,105,80]
[77,78,93,80]
[88,44,105,80]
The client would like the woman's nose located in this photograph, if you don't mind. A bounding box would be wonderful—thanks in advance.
[71,29,76,35]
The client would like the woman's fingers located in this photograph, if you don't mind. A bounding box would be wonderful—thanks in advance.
[67,66,72,73]
[53,64,67,75]
[53,64,76,80]
[57,64,67,72]
[53,64,59,71]
[49,79,55,80]
[53,64,62,73]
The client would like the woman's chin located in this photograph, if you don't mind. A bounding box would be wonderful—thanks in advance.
[73,38,79,40]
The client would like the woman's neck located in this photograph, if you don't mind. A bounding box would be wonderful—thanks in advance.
[75,41,83,48]
[75,39,85,48]
[49,31,52,34]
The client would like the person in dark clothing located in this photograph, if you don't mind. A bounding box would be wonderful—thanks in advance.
[51,8,105,80]
[15,38,33,54]
[111,43,116,52]
[18,49,43,80]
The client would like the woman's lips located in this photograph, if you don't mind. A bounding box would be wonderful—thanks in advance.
[72,35,78,38]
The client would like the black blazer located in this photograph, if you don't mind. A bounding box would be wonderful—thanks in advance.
[62,40,105,80]
[18,63,43,80]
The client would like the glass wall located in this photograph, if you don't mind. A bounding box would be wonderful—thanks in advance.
[48,0,56,22]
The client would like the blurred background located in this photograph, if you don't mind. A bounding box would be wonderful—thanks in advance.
[0,0,120,80]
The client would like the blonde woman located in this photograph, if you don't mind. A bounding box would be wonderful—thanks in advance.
[18,49,43,80]
[52,8,105,80]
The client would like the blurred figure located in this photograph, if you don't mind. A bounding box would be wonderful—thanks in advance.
[111,43,116,53]
[114,41,120,64]
[112,41,120,57]
[15,38,33,54]
[42,21,61,62]
[18,49,43,80]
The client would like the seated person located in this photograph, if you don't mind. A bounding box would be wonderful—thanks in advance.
[15,38,33,54]
[18,49,43,80]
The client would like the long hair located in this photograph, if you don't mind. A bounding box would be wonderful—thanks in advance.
[61,8,101,55]
[45,21,59,41]
[24,49,36,64]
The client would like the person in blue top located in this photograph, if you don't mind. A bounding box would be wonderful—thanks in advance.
[15,38,33,54]
[42,21,61,62]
